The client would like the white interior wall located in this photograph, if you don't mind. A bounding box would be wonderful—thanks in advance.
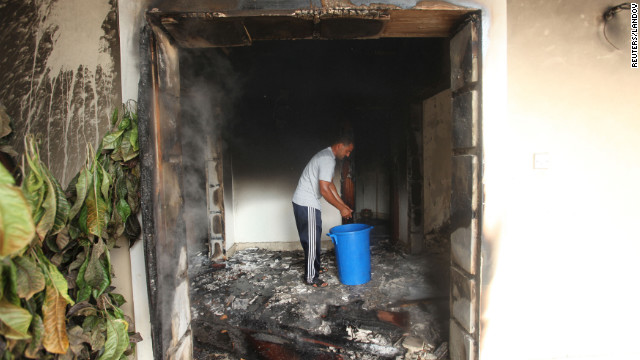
[232,161,342,244]
[356,167,391,219]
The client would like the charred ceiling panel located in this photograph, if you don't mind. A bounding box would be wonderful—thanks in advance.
[147,4,473,47]
[161,17,251,47]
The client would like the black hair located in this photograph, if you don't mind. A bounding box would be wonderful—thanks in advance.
[333,132,354,146]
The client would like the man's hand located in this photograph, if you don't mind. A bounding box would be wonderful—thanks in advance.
[340,206,353,219]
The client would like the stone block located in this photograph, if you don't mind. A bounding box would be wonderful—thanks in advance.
[451,219,477,275]
[450,155,477,227]
[450,21,479,92]
[449,319,475,360]
[452,90,478,150]
[451,267,476,334]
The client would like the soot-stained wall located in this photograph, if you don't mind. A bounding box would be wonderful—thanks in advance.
[0,0,120,186]
[180,38,449,246]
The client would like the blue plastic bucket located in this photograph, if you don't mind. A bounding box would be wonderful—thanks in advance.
[328,224,374,285]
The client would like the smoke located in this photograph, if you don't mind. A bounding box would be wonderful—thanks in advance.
[178,48,244,256]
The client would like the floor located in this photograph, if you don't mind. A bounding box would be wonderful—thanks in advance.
[189,227,450,359]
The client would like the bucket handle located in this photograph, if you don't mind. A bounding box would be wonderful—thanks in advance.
[328,233,338,245]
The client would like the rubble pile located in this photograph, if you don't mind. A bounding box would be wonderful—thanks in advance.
[189,235,449,359]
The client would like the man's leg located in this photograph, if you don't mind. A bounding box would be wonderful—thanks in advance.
[293,203,313,283]
[312,208,322,278]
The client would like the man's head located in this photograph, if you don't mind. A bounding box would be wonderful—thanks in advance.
[332,133,354,160]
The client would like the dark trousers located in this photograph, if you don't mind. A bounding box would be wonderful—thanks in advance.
[292,202,322,283]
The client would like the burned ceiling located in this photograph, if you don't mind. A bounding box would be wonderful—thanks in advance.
[147,3,474,48]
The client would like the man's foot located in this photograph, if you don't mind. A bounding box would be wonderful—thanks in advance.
[306,278,328,287]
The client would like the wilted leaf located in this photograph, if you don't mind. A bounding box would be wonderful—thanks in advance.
[23,139,45,213]
[46,169,69,235]
[86,191,108,238]
[100,165,112,202]
[90,321,106,351]
[68,250,86,272]
[97,317,128,360]
[76,252,91,303]
[24,313,43,358]
[2,259,20,306]
[46,262,74,305]
[117,112,129,131]
[85,240,110,298]
[0,183,35,257]
[0,300,32,339]
[67,325,90,356]
[67,301,97,318]
[109,293,126,307]
[69,168,90,220]
[56,227,70,250]
[115,198,131,228]
[129,126,139,152]
[129,332,143,343]
[101,130,124,151]
[42,285,69,354]
[14,256,45,300]
[36,173,57,241]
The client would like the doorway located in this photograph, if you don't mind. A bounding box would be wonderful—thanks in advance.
[139,5,481,360]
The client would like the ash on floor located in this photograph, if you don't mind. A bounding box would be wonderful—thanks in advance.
[189,234,449,360]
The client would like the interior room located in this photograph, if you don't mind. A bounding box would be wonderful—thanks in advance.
[177,37,455,358]
[139,6,481,359]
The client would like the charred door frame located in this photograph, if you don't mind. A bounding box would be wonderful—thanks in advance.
[138,6,483,360]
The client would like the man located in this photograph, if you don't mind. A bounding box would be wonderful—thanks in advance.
[292,135,354,287]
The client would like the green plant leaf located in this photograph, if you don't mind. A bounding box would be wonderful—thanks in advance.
[46,262,74,305]
[75,251,91,303]
[97,316,128,360]
[101,130,124,151]
[2,258,20,306]
[89,318,106,351]
[100,165,112,203]
[0,300,32,340]
[36,173,57,241]
[117,112,130,131]
[84,240,110,298]
[78,205,89,236]
[45,168,69,235]
[13,256,45,300]
[115,198,131,228]
[69,168,91,220]
[0,183,35,257]
[86,186,108,238]
[24,313,43,358]
[23,139,45,212]
[55,227,70,250]
[42,284,69,354]
[110,108,119,127]
[109,293,126,307]
[129,126,139,152]
[0,163,14,185]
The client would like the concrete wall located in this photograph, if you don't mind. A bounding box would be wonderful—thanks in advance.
[480,0,640,359]
[0,0,120,186]
[230,144,343,245]
[0,0,146,358]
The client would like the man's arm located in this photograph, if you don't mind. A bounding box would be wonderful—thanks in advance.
[319,180,353,218]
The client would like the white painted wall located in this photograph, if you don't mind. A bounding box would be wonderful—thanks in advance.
[118,1,154,359]
[231,162,343,244]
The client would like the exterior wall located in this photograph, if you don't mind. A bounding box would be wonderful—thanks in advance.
[0,0,120,186]
[481,0,640,359]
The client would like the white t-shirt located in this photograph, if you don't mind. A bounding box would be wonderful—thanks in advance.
[292,147,336,210]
